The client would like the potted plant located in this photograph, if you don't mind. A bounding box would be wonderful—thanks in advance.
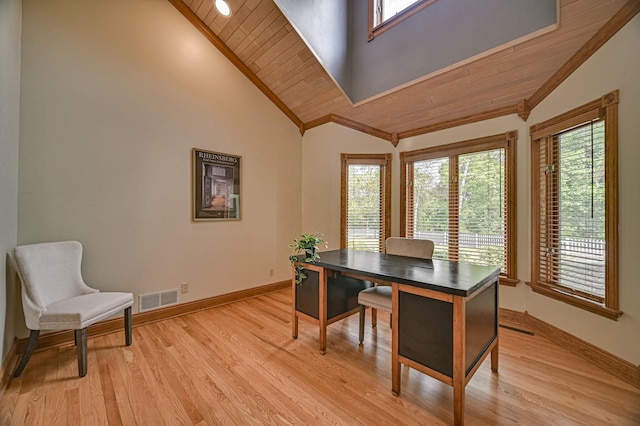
[289,232,328,285]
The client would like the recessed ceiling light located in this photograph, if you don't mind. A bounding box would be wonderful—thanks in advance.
[215,0,232,17]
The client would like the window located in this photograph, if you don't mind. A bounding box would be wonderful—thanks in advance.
[368,0,437,41]
[341,154,392,252]
[400,132,517,284]
[530,90,620,320]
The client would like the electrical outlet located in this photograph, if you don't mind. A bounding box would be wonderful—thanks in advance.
[180,282,189,294]
[269,268,274,277]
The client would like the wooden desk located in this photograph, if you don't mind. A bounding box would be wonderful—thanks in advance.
[291,249,500,426]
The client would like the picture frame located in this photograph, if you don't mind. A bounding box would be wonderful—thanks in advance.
[192,148,241,221]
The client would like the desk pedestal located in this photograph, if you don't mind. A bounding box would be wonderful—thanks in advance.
[291,264,371,354]
[392,279,499,426]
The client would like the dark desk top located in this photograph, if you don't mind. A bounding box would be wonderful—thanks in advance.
[310,249,500,297]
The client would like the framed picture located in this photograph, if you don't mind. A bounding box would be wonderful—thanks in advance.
[192,148,241,221]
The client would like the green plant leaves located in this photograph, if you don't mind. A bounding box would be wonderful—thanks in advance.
[289,232,328,285]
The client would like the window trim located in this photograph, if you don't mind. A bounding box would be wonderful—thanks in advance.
[399,131,518,285]
[528,90,620,320]
[368,0,437,41]
[340,153,392,251]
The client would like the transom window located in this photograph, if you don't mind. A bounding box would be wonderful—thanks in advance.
[368,0,437,40]
[400,132,517,284]
[341,154,392,252]
[376,0,421,25]
[529,90,620,320]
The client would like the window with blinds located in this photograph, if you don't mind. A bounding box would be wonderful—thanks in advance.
[530,90,620,320]
[410,158,450,259]
[538,122,605,298]
[341,154,392,252]
[401,132,517,282]
[458,149,506,269]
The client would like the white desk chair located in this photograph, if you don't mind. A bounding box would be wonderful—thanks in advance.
[11,241,133,377]
[358,237,434,344]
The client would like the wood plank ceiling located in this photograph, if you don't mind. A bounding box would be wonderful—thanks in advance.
[170,0,638,144]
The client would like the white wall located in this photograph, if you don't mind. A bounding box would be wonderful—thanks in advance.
[17,0,302,337]
[525,14,640,364]
[0,0,22,362]
[301,123,395,250]
[301,17,640,364]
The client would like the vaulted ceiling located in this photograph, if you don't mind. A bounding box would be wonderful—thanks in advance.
[169,0,639,144]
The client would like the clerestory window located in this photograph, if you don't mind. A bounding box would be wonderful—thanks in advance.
[368,0,437,40]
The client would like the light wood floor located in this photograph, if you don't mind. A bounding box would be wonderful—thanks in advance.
[1,289,638,425]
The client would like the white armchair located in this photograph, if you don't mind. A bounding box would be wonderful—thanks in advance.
[11,241,133,377]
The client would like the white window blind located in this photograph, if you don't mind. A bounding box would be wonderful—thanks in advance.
[458,149,506,270]
[410,158,450,259]
[537,120,606,299]
[346,164,383,252]
[409,148,508,273]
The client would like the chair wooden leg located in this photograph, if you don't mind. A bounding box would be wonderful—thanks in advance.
[371,308,377,328]
[75,328,88,377]
[124,306,132,346]
[13,329,40,377]
[359,305,365,345]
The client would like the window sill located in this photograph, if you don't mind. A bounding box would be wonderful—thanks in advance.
[526,282,623,321]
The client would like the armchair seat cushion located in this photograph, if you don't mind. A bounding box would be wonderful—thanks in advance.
[39,292,133,330]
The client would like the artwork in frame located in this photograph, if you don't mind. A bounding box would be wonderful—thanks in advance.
[192,148,241,221]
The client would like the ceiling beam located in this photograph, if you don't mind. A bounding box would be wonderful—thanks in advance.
[302,114,394,143]
[397,105,519,140]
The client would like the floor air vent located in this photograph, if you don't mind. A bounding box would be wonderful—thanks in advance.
[139,289,179,312]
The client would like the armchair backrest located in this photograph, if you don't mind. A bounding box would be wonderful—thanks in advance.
[12,241,95,328]
[385,237,434,260]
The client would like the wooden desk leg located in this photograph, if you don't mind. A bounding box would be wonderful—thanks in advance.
[319,267,327,354]
[491,336,499,372]
[358,305,365,345]
[291,275,298,339]
[491,279,499,373]
[453,296,466,426]
[391,283,400,396]
[292,315,298,339]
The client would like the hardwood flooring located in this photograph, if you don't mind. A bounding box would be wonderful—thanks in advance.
[1,289,638,425]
